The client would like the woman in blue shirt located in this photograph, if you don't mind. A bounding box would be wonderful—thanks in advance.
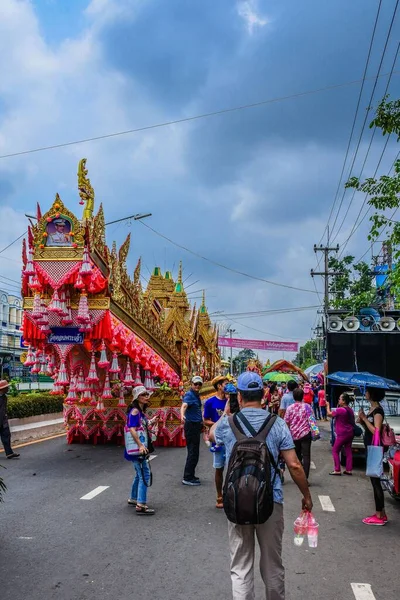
[125,385,155,515]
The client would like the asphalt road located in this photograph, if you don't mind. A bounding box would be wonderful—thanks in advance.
[1,426,399,600]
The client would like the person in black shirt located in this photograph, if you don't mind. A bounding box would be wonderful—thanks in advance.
[0,380,20,459]
[358,387,386,525]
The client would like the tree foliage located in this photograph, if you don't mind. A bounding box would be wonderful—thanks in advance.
[231,349,256,375]
[294,339,321,370]
[328,255,375,311]
[346,95,400,294]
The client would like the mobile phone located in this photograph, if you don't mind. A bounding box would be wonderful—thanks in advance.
[229,392,240,414]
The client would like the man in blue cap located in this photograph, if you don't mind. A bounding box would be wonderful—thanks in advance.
[209,371,312,600]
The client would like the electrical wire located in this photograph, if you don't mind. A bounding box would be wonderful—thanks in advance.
[0,232,26,255]
[329,0,399,240]
[138,221,319,294]
[334,41,400,250]
[343,149,400,261]
[0,72,399,160]
[214,306,320,319]
[0,273,21,285]
[219,317,309,342]
[317,0,383,247]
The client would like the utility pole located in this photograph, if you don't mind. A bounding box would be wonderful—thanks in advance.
[227,328,236,375]
[310,229,340,313]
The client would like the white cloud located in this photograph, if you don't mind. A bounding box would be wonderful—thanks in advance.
[237,0,269,34]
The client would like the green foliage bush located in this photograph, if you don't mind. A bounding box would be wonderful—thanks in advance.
[7,393,65,419]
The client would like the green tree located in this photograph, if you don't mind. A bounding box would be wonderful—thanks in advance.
[232,349,256,375]
[346,95,400,296]
[294,340,320,370]
[328,256,375,311]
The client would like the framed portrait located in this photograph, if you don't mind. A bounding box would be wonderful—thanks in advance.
[46,217,72,247]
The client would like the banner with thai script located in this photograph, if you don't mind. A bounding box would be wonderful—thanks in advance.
[218,337,298,352]
[48,328,84,345]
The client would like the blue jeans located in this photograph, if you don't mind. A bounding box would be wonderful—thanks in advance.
[131,459,151,505]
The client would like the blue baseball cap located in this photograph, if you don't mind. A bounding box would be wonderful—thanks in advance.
[237,371,263,392]
[224,382,237,394]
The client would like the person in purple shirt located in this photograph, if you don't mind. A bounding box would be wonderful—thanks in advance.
[203,375,228,508]
[326,392,355,475]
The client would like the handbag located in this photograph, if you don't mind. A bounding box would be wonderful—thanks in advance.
[124,412,153,456]
[345,406,363,437]
[366,429,384,478]
[381,421,396,447]
[307,407,320,441]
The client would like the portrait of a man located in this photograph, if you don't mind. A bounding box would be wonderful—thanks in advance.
[46,218,72,247]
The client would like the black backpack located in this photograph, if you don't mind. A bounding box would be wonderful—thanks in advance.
[223,412,278,525]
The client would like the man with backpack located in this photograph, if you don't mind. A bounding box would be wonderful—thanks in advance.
[209,371,313,600]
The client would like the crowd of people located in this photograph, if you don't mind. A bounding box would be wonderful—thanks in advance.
[122,371,390,599]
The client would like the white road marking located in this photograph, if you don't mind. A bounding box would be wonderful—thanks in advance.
[318,495,335,512]
[351,583,376,600]
[148,454,158,461]
[310,461,316,470]
[17,536,33,540]
[80,486,109,500]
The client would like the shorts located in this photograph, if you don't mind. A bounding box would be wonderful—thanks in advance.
[213,446,226,469]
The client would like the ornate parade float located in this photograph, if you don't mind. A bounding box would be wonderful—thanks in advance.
[20,160,220,446]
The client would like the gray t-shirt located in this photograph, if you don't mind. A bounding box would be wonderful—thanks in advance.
[280,391,295,411]
[215,408,294,504]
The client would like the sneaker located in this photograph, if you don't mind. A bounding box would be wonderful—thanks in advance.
[127,498,137,506]
[383,514,388,523]
[193,477,201,483]
[182,479,201,486]
[362,515,386,526]
[6,452,20,459]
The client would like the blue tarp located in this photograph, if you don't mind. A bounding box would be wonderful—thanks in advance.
[327,371,400,390]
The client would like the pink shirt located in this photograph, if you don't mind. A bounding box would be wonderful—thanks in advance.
[331,406,354,437]
[284,402,312,440]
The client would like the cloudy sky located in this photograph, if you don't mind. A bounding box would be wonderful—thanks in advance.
[0,0,399,363]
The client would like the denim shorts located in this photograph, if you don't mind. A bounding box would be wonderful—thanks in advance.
[213,446,226,469]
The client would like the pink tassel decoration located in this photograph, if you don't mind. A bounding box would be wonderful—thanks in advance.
[80,388,92,404]
[101,372,113,399]
[77,291,90,323]
[31,353,41,374]
[76,370,86,394]
[32,293,42,320]
[98,340,109,369]
[55,360,69,387]
[65,386,78,405]
[144,370,152,389]
[24,249,35,276]
[29,275,41,290]
[123,361,135,386]
[75,273,85,290]
[86,352,99,383]
[24,346,36,367]
[118,386,127,407]
[48,289,62,314]
[80,247,92,276]
[109,352,121,374]
[96,398,104,410]
[58,288,68,317]
[39,353,48,375]
[61,306,73,326]
[133,363,142,386]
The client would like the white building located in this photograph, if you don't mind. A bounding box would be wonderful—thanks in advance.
[0,290,23,377]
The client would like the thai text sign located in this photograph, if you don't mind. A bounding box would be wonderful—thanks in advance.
[218,337,298,353]
[48,328,84,345]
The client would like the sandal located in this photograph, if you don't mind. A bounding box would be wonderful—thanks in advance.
[343,471,353,476]
[329,471,342,476]
[216,496,224,509]
[136,505,155,516]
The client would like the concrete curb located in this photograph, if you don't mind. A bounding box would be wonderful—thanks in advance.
[9,412,65,444]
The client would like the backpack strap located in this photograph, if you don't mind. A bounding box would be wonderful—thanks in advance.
[233,413,279,474]
[228,415,248,441]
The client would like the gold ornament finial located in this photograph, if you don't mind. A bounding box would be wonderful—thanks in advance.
[134,257,142,286]
[77,158,95,222]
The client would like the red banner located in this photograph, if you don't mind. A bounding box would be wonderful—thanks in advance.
[218,337,298,353]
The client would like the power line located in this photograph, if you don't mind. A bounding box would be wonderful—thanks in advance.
[329,0,399,240]
[220,317,309,342]
[342,148,400,260]
[139,221,319,294]
[0,273,21,285]
[0,232,26,255]
[214,306,320,319]
[333,41,400,250]
[318,0,383,247]
[0,72,399,160]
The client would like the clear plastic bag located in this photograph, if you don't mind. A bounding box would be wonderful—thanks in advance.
[293,510,319,548]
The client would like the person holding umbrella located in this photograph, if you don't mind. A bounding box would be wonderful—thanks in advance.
[358,387,387,526]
